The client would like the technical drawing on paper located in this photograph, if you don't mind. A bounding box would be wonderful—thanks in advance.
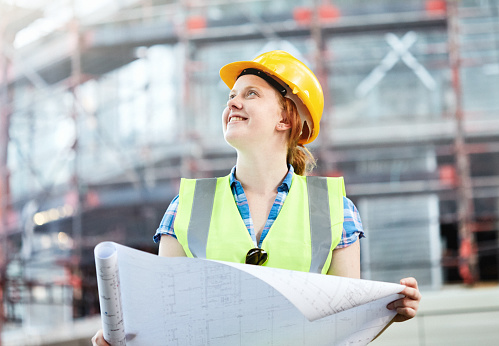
[95,242,403,346]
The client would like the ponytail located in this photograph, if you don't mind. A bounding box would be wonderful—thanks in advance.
[279,97,316,176]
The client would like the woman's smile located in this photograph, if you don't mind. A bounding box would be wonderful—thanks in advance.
[228,115,247,123]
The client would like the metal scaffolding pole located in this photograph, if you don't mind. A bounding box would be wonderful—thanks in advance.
[70,11,83,268]
[0,9,12,346]
[179,0,196,179]
[312,0,333,176]
[447,0,478,284]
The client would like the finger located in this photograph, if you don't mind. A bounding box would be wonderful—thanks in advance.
[91,330,110,346]
[96,336,111,346]
[400,286,422,301]
[400,286,421,299]
[396,306,417,319]
[388,297,419,311]
[398,278,421,300]
[400,277,419,289]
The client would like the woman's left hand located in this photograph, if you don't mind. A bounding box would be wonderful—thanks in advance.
[387,277,422,322]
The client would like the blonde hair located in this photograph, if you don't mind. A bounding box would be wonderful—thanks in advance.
[278,96,316,176]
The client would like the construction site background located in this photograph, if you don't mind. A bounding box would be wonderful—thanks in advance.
[0,0,498,345]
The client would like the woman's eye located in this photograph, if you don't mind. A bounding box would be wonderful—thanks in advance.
[247,90,257,96]
[228,94,235,100]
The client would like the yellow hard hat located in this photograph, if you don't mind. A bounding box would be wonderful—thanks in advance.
[219,50,324,145]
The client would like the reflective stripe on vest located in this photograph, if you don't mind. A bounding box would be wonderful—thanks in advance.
[186,178,218,259]
[307,176,332,274]
[183,175,336,274]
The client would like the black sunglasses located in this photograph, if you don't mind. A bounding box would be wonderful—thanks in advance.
[245,248,268,266]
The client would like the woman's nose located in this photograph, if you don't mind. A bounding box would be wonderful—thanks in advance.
[227,95,242,109]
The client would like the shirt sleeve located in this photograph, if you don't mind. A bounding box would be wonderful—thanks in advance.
[153,195,179,243]
[334,196,365,249]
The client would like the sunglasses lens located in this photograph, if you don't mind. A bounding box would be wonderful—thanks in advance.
[245,248,268,265]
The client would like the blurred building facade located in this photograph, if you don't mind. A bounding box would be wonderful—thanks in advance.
[0,0,498,343]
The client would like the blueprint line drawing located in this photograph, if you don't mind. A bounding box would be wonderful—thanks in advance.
[94,242,404,346]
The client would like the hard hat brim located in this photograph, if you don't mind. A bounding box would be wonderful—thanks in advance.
[220,61,279,90]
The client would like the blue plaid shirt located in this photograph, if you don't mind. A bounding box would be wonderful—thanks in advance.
[153,165,364,248]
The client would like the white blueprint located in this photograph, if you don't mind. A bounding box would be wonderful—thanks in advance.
[95,242,404,346]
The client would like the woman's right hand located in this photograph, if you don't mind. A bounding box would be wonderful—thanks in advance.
[91,329,110,346]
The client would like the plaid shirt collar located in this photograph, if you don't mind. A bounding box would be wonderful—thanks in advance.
[229,164,294,192]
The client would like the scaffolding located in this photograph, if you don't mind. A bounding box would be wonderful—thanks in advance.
[0,0,499,342]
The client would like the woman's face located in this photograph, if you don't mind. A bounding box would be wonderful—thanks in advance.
[223,74,284,149]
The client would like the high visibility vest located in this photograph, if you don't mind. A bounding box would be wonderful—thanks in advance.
[174,173,345,274]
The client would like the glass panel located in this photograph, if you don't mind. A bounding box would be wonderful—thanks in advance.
[327,29,448,127]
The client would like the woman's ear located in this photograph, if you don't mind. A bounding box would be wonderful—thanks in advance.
[277,108,292,131]
[276,121,291,131]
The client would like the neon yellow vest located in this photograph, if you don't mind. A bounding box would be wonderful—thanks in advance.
[174,173,345,274]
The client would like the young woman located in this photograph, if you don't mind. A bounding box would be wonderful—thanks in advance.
[92,50,421,346]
